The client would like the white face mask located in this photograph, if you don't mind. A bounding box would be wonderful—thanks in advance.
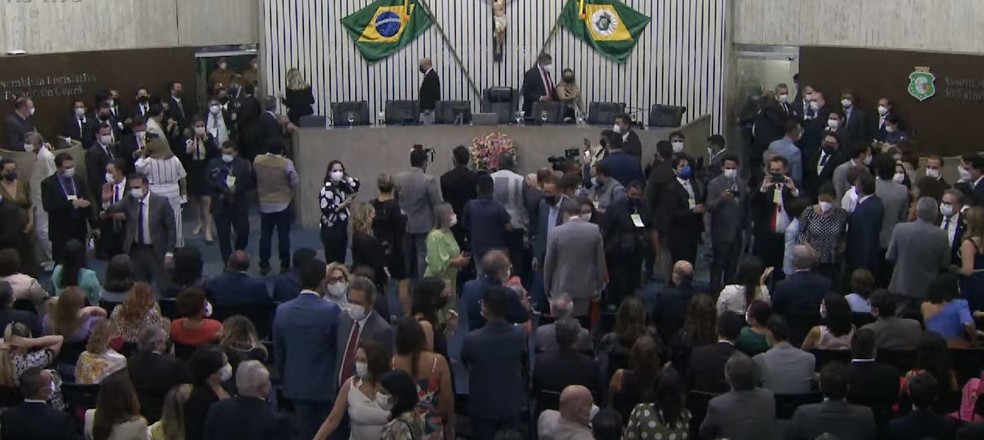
[877,105,888,116]
[105,172,114,183]
[449,214,458,227]
[23,143,34,153]
[221,154,234,163]
[841,99,852,108]
[723,168,738,179]
[204,301,213,317]
[940,203,954,218]
[74,107,85,118]
[819,201,833,213]
[218,363,233,382]
[210,105,221,115]
[376,393,393,410]
[330,170,344,182]
[893,173,906,184]
[63,167,75,178]
[671,141,684,153]
[809,101,819,111]
[959,167,972,181]
[100,135,113,145]
[827,119,840,130]
[326,282,348,299]
[355,361,369,379]
[219,63,228,70]
[862,155,872,166]
[778,93,788,103]
[130,188,144,199]
[346,304,367,321]
[29,107,36,116]
[885,125,897,133]
[541,64,553,74]
[134,131,146,140]
[612,123,621,134]
[926,168,941,179]
[820,303,827,318]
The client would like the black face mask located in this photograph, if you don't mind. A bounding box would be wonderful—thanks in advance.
[821,143,836,154]
[563,76,574,83]
[138,96,149,104]
[218,97,229,104]
[99,113,110,121]
[544,195,557,205]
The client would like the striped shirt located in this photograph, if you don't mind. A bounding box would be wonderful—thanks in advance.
[491,169,527,230]
[135,156,187,189]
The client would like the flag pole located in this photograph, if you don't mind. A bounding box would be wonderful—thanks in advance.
[540,1,573,56]
[416,0,481,101]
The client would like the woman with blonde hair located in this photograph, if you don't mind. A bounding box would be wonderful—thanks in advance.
[110,282,169,344]
[424,203,468,322]
[323,262,353,305]
[0,322,65,407]
[149,384,192,440]
[956,206,984,312]
[282,67,314,125]
[219,315,268,371]
[135,136,188,247]
[74,318,126,384]
[351,203,389,290]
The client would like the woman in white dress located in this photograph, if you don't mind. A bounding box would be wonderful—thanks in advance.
[135,137,188,246]
[716,256,773,316]
[314,340,391,440]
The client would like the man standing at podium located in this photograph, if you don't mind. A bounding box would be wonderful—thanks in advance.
[419,58,440,125]
[521,52,557,116]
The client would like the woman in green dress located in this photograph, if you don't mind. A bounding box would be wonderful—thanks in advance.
[736,299,772,356]
[424,203,469,323]
[0,159,37,277]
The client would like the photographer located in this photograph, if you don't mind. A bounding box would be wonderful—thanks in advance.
[750,155,800,281]
[207,141,254,263]
[320,160,361,265]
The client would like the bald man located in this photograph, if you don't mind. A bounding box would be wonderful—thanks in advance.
[419,58,441,124]
[537,385,596,440]
[653,261,697,337]
[205,250,273,308]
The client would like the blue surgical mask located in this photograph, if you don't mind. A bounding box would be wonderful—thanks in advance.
[678,165,693,180]
[221,154,234,163]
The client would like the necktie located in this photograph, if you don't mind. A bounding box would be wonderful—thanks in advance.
[944,217,951,234]
[544,72,554,97]
[113,185,119,204]
[782,103,788,115]
[137,200,146,245]
[105,146,114,159]
[78,118,83,132]
[339,322,361,385]
[819,153,829,167]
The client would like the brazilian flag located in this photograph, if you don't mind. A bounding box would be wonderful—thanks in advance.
[559,0,650,63]
[341,0,433,62]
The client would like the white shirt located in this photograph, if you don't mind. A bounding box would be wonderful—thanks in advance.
[537,410,592,440]
[112,179,126,204]
[842,188,859,212]
[538,66,553,97]
[816,151,830,175]
[942,214,959,246]
[137,194,152,245]
[677,177,695,200]
[491,169,528,229]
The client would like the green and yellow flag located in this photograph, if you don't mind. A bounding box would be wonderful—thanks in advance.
[559,0,650,63]
[341,0,432,62]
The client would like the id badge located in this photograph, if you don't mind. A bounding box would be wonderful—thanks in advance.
[67,195,78,202]
[631,213,645,228]
[688,198,696,209]
[225,175,237,188]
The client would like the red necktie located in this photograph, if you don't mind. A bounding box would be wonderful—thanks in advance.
[339,322,361,385]
[544,72,554,99]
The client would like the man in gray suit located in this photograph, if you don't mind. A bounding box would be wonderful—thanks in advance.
[752,316,815,394]
[861,290,922,350]
[100,172,176,292]
[534,294,592,352]
[886,197,951,315]
[334,277,393,389]
[395,147,444,278]
[544,199,606,317]
[786,362,877,440]
[700,353,776,440]
[874,154,909,283]
[706,153,748,292]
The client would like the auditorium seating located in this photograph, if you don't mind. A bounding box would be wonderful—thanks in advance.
[481,87,518,124]
[384,100,420,125]
[11,298,35,315]
[648,104,687,128]
[330,101,371,127]
[61,382,100,413]
[530,101,565,125]
[298,114,327,128]
[587,102,626,125]
[809,349,852,371]
[435,101,472,125]
[686,390,719,438]
[157,299,178,320]
[774,392,824,420]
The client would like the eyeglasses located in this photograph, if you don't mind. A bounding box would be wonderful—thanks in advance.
[327,277,345,283]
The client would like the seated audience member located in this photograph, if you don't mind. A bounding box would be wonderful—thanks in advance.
[110,281,169,344]
[165,247,205,298]
[99,254,135,306]
[43,287,106,343]
[802,293,856,350]
[608,336,661,421]
[845,268,875,314]
[148,384,192,440]
[377,369,425,439]
[462,250,530,331]
[52,239,102,305]
[0,280,40,336]
[598,297,660,377]
[170,288,223,347]
[128,325,192,423]
[391,317,454,438]
[752,315,815,394]
[460,287,529,440]
[184,346,232,440]
[74,318,126,384]
[700,353,776,440]
[411,277,454,358]
[334,277,394,390]
[652,260,698,338]
[922,273,978,348]
[537,385,596,440]
[846,328,901,426]
[0,368,81,440]
[668,293,718,375]
[83,371,148,439]
[590,408,623,440]
[686,311,744,394]
[787,362,877,440]
[536,294,592,352]
[622,369,690,440]
[205,251,273,307]
[715,256,771,316]
[902,331,958,401]
[891,374,957,440]
[959,407,984,440]
[861,289,923,350]
[736,300,772,356]
[0,249,47,314]
[219,316,268,371]
[314,340,391,440]
[201,360,288,440]
[770,244,829,333]
[272,247,317,302]
[534,318,605,404]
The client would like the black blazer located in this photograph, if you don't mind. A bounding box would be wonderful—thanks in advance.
[86,143,119,210]
[533,349,604,404]
[419,69,441,112]
[842,107,868,144]
[351,230,388,287]
[64,115,95,146]
[872,112,896,143]
[440,166,478,220]
[686,341,735,394]
[520,66,557,114]
[621,131,642,159]
[207,157,253,215]
[752,98,793,147]
[945,212,966,265]
[808,149,848,196]
[847,360,900,430]
[888,410,956,440]
[86,116,123,142]
[282,87,314,124]
[40,173,96,239]
[4,112,34,150]
[771,270,830,317]
[128,351,192,423]
[202,396,290,440]
[119,133,143,173]
[846,195,885,271]
[252,112,282,156]
[749,181,796,237]
[657,178,705,238]
[0,308,40,336]
[0,401,81,440]
[185,385,219,440]
[165,96,190,130]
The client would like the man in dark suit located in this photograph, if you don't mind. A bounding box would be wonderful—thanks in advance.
[752,84,795,156]
[941,189,966,265]
[846,173,885,275]
[86,123,119,211]
[274,258,341,440]
[236,84,262,155]
[441,145,478,246]
[96,159,129,259]
[597,132,645,188]
[799,91,831,162]
[919,155,951,203]
[687,312,744,394]
[4,97,35,151]
[771,244,830,345]
[101,172,176,291]
[808,132,848,196]
[119,116,148,173]
[89,101,123,143]
[652,261,697,338]
[249,96,282,159]
[700,353,777,440]
[418,58,441,124]
[657,154,705,265]
[65,99,95,147]
[846,328,901,433]
[41,153,95,264]
[272,248,317,303]
[613,113,642,158]
[165,81,190,133]
[204,251,273,307]
[128,325,192,423]
[462,250,530,332]
[839,91,868,145]
[520,52,558,115]
[871,97,895,143]
[787,362,876,440]
[888,372,956,440]
[131,88,153,122]
[791,84,815,124]
[0,368,81,440]
[202,361,289,440]
[750,155,799,278]
[207,142,253,264]
[533,318,604,404]
[968,155,984,205]
[334,277,393,387]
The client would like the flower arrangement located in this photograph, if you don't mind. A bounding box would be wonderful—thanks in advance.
[470,132,516,172]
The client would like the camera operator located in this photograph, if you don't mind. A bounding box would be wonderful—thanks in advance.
[208,141,255,263]
[750,155,800,280]
[596,131,644,187]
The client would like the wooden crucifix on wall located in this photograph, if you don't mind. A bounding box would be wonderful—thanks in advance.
[492,0,508,62]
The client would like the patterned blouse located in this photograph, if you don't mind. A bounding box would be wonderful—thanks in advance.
[380,411,425,440]
[110,305,170,343]
[796,206,849,264]
[74,350,126,384]
[319,175,361,227]
[623,404,692,440]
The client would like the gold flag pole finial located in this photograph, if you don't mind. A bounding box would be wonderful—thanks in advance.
[403,0,411,23]
[578,0,586,20]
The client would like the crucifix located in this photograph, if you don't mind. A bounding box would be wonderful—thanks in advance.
[491,0,509,62]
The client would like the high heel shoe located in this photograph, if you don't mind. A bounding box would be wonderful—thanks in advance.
[204,230,213,244]
[192,225,202,236]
